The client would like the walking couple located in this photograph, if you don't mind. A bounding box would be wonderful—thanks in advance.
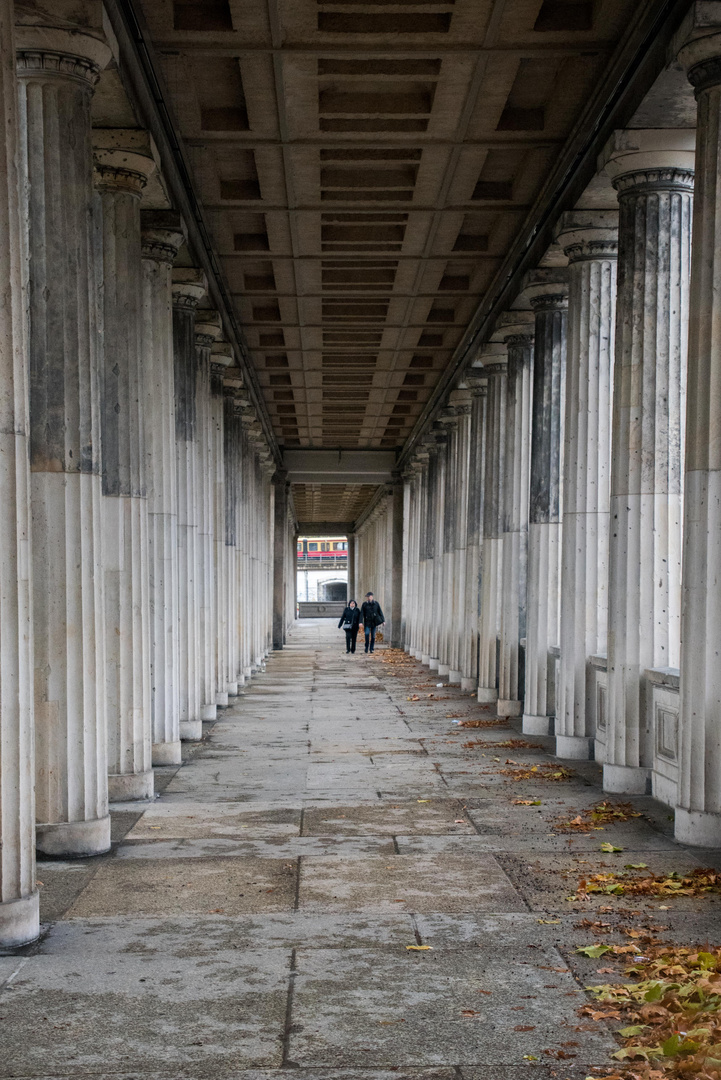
[338,592,385,655]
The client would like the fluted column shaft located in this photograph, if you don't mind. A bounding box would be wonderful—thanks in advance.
[273,471,289,649]
[676,37,721,845]
[141,214,184,765]
[18,25,112,857]
[95,154,153,802]
[477,361,507,703]
[223,389,240,694]
[498,335,534,716]
[438,418,457,676]
[172,270,206,740]
[604,157,693,793]
[555,214,618,758]
[523,291,567,735]
[194,312,221,721]
[461,380,486,691]
[0,0,37,946]
[210,350,231,706]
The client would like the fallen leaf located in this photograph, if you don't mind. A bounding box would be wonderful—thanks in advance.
[514,1024,536,1031]
[600,843,624,853]
[405,945,432,951]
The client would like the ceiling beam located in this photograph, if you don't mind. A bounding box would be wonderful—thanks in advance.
[284,450,397,485]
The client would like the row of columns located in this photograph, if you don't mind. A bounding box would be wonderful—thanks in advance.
[395,18,721,850]
[0,3,279,947]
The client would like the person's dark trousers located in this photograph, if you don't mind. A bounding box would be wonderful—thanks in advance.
[364,625,376,653]
[345,628,358,654]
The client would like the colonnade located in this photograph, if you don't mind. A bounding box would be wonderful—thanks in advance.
[355,13,721,852]
[0,1,280,947]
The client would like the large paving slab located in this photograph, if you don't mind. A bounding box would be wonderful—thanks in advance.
[2,618,720,1079]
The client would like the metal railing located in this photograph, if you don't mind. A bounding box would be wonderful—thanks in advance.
[296,554,348,569]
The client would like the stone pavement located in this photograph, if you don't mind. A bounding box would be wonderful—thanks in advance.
[1,619,719,1079]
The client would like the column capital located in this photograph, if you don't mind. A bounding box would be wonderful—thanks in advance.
[600,129,696,190]
[211,342,234,368]
[172,268,207,309]
[141,210,186,264]
[15,26,111,86]
[519,268,569,309]
[92,131,156,196]
[555,209,619,263]
[195,310,223,347]
[465,373,488,395]
[491,309,534,343]
[504,332,535,348]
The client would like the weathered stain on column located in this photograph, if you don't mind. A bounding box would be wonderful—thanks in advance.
[602,130,693,794]
[0,0,38,946]
[17,19,112,857]
[141,210,185,766]
[676,32,721,845]
[477,351,507,703]
[523,280,568,736]
[555,211,618,760]
[498,323,534,716]
[172,269,206,740]
[94,142,154,803]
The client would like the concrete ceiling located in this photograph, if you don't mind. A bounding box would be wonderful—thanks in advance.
[135,0,647,521]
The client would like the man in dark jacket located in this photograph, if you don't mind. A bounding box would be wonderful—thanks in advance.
[360,592,385,654]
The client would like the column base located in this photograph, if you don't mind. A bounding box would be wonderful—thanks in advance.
[216,691,229,707]
[448,669,461,684]
[603,763,651,795]
[413,650,421,660]
[675,807,721,848]
[243,666,253,678]
[461,677,477,692]
[108,770,154,803]
[429,657,439,671]
[477,686,498,704]
[497,699,522,717]
[0,891,40,948]
[555,734,594,760]
[36,815,111,858]
[152,740,182,766]
[421,653,430,666]
[438,663,449,676]
[522,713,552,736]
[227,682,239,696]
[201,703,217,721]
[179,719,203,740]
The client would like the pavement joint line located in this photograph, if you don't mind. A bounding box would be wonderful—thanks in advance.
[293,855,302,910]
[281,946,298,1068]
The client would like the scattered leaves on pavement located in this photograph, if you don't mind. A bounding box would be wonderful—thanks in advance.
[461,738,546,750]
[580,943,721,1078]
[555,802,643,833]
[495,763,575,782]
[577,868,721,899]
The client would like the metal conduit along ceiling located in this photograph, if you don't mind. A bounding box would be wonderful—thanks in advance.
[136,0,646,522]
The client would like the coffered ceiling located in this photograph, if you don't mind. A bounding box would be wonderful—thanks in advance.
[135,0,647,520]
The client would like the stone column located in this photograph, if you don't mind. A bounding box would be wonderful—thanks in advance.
[448,391,472,684]
[461,375,487,692]
[389,477,404,648]
[676,31,721,845]
[94,136,155,802]
[499,316,535,716]
[211,343,233,705]
[17,22,112,856]
[273,470,289,649]
[172,269,207,740]
[347,533,356,601]
[438,413,457,676]
[555,211,618,758]
[477,348,507,704]
[602,130,694,793]
[195,310,222,721]
[223,383,240,695]
[523,277,568,736]
[0,0,37,946]
[141,211,185,766]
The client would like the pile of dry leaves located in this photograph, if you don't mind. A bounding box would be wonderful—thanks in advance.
[456,718,506,728]
[580,944,721,1078]
[494,762,575,782]
[577,868,721,899]
[461,737,545,750]
[556,801,643,833]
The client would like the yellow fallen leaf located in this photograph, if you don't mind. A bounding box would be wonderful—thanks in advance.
[406,944,433,951]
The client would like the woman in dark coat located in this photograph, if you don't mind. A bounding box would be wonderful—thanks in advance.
[338,599,361,654]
